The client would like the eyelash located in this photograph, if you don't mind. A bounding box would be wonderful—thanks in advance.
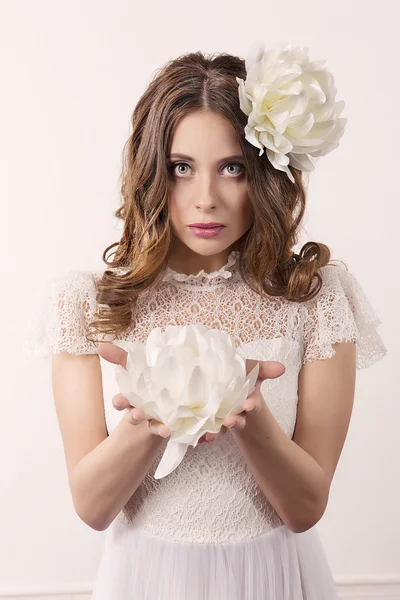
[168,162,246,178]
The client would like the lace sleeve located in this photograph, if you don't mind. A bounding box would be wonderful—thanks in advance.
[300,264,387,370]
[23,270,103,359]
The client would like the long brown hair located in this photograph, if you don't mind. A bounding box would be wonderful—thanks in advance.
[89,50,342,343]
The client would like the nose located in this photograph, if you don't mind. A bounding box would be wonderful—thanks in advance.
[195,172,217,211]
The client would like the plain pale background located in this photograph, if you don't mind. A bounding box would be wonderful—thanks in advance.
[0,0,397,598]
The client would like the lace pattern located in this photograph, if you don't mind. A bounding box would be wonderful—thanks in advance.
[24,270,106,358]
[300,265,387,368]
[115,336,300,542]
[23,254,387,543]
[162,250,239,285]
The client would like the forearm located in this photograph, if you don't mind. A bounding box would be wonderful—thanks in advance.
[71,411,164,531]
[232,403,329,533]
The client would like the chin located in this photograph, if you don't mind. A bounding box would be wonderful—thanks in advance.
[180,240,234,257]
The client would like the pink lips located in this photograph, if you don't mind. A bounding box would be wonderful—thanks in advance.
[189,222,225,228]
[188,225,226,238]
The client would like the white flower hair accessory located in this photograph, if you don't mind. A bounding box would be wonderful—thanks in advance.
[115,323,259,479]
[236,40,347,183]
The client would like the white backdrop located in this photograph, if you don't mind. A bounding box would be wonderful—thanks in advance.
[0,1,397,598]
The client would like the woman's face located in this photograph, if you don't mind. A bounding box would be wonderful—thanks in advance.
[167,110,254,270]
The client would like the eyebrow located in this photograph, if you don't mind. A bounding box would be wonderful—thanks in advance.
[167,153,245,163]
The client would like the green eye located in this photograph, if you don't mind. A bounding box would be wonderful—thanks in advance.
[168,161,246,178]
[176,164,190,175]
[225,163,245,176]
[168,162,190,176]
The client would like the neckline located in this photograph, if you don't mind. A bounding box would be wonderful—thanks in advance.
[162,250,241,287]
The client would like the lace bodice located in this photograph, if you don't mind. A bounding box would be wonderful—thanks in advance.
[24,251,387,543]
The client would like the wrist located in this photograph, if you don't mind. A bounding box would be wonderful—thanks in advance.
[233,400,271,440]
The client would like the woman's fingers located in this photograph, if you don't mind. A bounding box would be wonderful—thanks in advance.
[127,410,170,437]
[98,342,128,369]
[129,408,146,425]
[149,421,171,438]
[112,393,171,437]
[246,359,286,380]
[112,392,132,411]
[223,413,247,430]
[199,426,228,444]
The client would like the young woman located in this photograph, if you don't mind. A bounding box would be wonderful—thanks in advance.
[27,42,387,599]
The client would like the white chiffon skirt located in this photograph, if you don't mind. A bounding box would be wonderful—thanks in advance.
[91,518,338,600]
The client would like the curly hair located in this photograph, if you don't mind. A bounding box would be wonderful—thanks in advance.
[88,49,342,343]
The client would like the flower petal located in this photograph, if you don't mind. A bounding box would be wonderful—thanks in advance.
[203,382,226,416]
[244,124,263,151]
[266,148,295,183]
[266,110,290,134]
[154,442,189,479]
[288,152,316,171]
[236,77,252,115]
[286,113,315,139]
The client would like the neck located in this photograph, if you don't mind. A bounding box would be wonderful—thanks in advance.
[167,243,236,276]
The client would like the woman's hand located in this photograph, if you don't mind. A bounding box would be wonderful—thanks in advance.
[98,341,217,444]
[98,343,285,443]
[203,359,286,442]
[97,342,172,439]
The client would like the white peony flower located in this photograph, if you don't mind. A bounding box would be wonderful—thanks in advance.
[115,323,259,479]
[236,40,347,183]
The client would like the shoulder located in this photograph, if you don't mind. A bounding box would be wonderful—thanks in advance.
[299,262,367,318]
[310,261,356,297]
[49,269,109,306]
[50,269,99,291]
[24,269,103,359]
[299,262,387,370]
[49,265,134,307]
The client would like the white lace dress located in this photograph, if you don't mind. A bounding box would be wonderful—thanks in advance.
[24,250,387,600]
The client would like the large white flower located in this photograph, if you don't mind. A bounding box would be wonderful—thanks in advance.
[115,323,259,479]
[236,40,347,183]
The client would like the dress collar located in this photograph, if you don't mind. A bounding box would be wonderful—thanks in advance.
[162,250,240,286]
